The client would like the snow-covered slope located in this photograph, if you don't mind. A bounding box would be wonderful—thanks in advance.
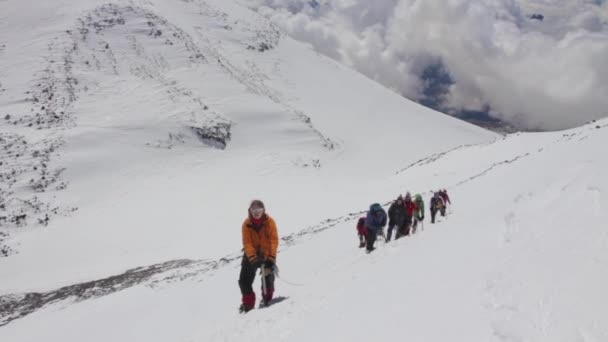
[1,118,607,341]
[1,0,607,341]
[0,0,493,289]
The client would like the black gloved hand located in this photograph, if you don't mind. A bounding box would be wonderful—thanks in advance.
[264,260,275,269]
[263,259,275,276]
[250,257,263,269]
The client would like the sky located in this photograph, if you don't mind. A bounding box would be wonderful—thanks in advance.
[239,0,608,131]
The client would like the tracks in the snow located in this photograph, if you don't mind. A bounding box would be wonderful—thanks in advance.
[0,209,365,327]
[395,142,488,175]
[455,153,531,187]
[3,120,606,325]
[0,133,553,324]
[0,133,541,326]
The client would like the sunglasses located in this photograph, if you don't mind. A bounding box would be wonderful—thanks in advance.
[250,207,264,215]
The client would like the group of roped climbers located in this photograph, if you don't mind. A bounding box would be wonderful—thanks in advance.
[237,191,451,313]
[356,190,451,252]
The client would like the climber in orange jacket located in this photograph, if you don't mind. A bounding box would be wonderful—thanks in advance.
[238,199,279,313]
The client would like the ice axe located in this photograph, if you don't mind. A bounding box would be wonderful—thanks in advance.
[260,264,267,301]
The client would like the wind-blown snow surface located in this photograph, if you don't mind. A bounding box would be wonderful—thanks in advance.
[0,0,607,341]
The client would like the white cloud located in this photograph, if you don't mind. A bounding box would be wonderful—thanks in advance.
[240,0,608,130]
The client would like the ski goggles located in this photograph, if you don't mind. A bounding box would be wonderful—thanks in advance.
[250,207,264,215]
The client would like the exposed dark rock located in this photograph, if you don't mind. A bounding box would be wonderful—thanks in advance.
[189,121,231,149]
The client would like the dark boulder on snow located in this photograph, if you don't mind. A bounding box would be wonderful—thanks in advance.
[189,121,231,150]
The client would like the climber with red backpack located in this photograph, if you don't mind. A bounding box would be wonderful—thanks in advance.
[356,217,367,248]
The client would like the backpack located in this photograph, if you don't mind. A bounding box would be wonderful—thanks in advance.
[431,195,441,209]
[368,203,387,228]
[370,203,383,213]
[356,217,367,235]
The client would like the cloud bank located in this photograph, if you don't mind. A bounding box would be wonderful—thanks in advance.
[240,0,608,130]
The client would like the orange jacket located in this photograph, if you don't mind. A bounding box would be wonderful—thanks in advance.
[242,214,278,264]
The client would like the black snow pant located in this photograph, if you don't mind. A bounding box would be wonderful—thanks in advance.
[366,230,377,251]
[396,216,412,239]
[238,254,275,296]
[388,220,406,241]
[431,208,438,223]
[358,233,366,247]
[387,222,396,241]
